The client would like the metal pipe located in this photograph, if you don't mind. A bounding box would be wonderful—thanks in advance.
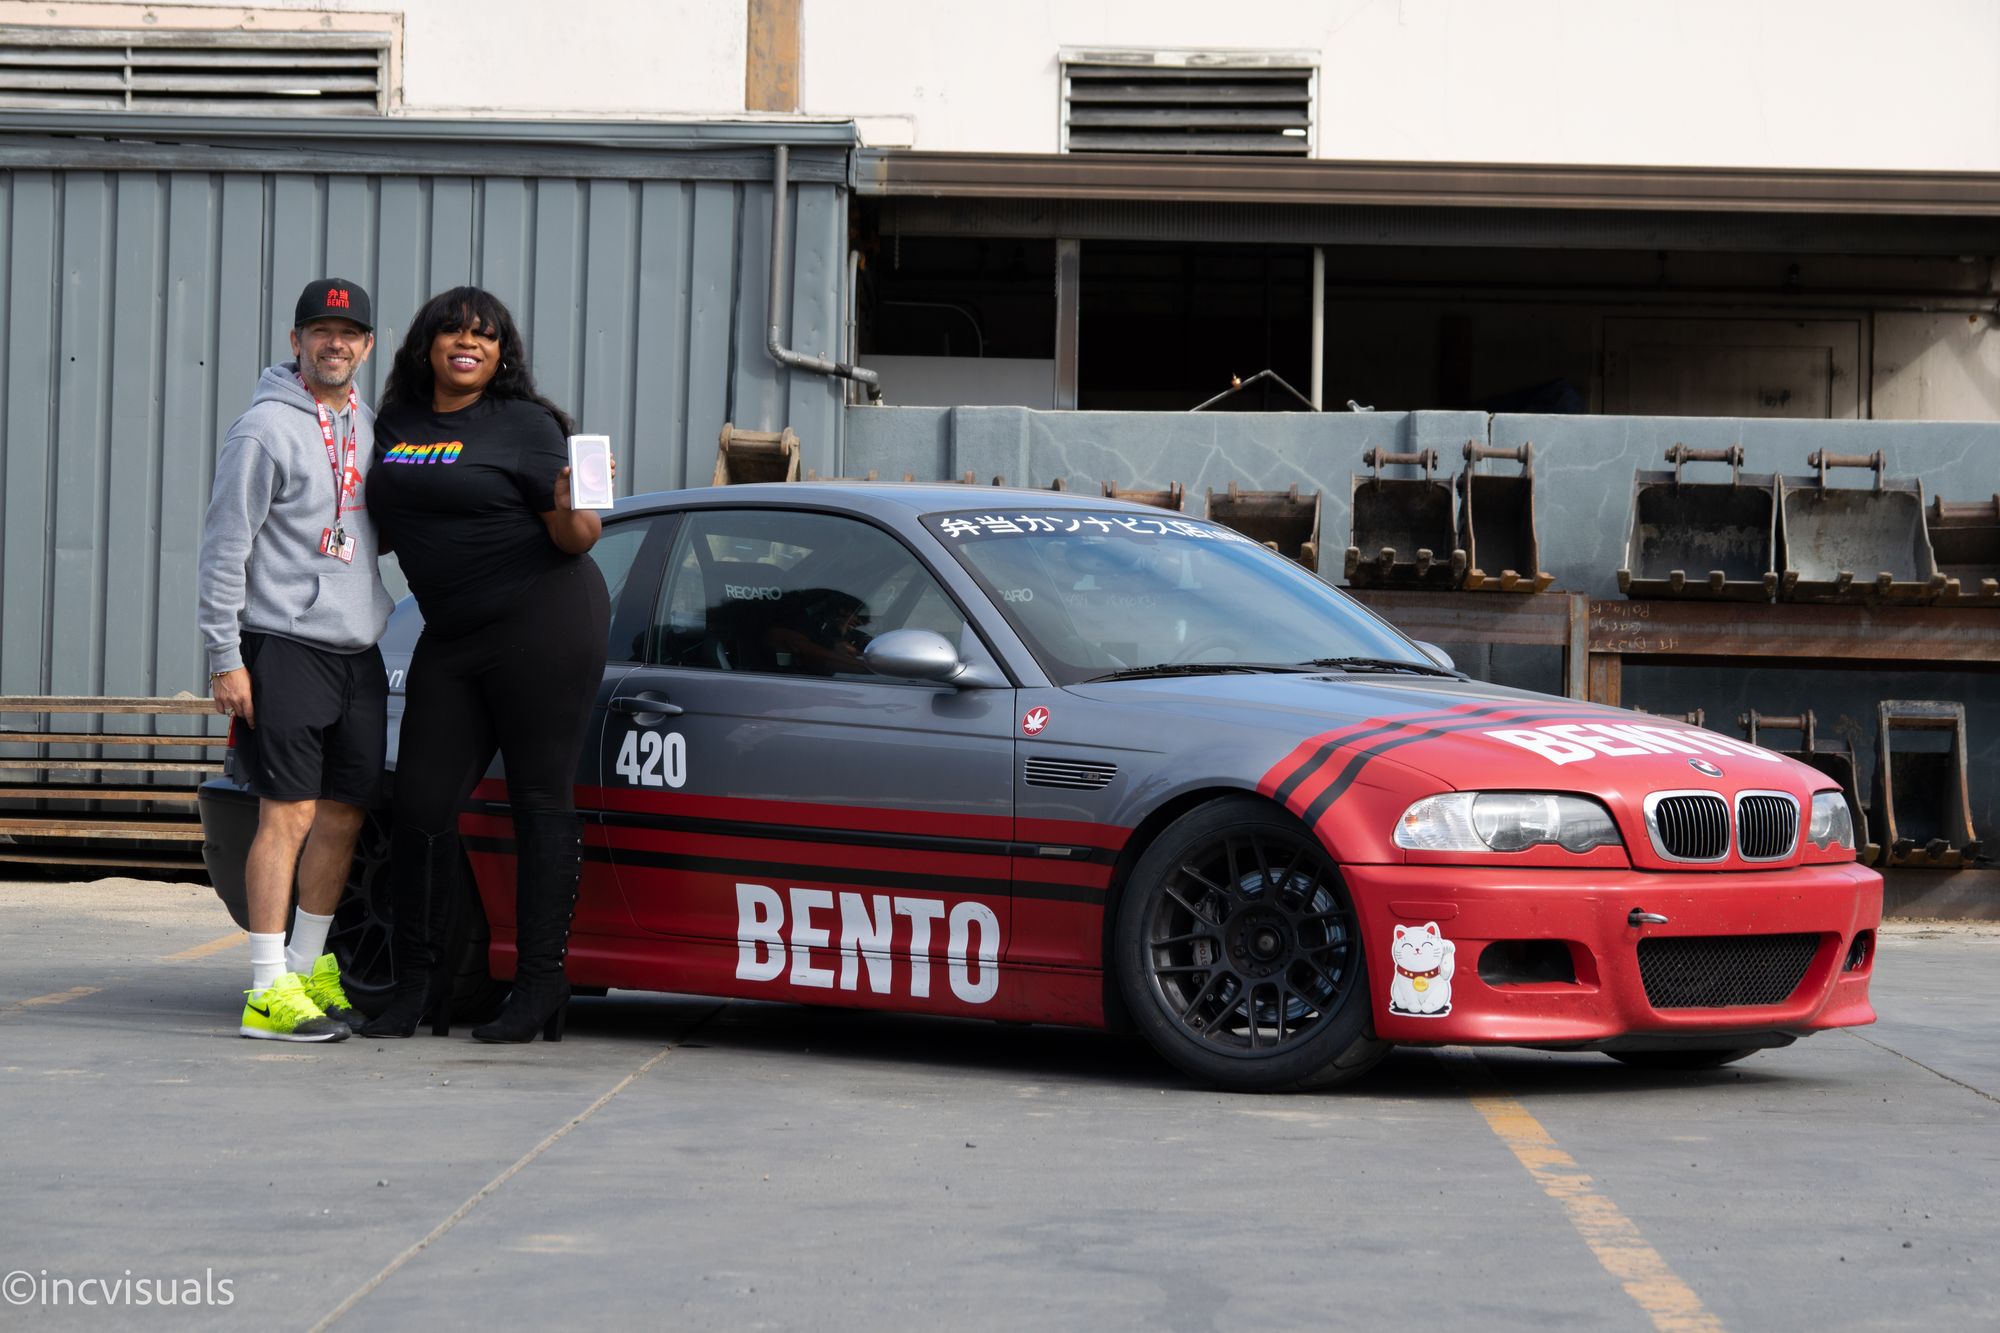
[769,144,879,393]
[1309,245,1324,410]
[844,247,861,407]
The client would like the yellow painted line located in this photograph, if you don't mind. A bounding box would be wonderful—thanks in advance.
[1448,1054,1725,1333]
[161,930,247,962]
[0,985,101,1019]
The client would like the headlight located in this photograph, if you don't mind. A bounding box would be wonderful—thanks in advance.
[1395,792,1622,854]
[1807,791,1856,851]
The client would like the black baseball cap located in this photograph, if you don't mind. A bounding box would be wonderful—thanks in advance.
[294,277,373,331]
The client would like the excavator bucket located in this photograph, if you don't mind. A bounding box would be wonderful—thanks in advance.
[712,423,800,486]
[1777,451,1943,603]
[1456,442,1554,593]
[1927,494,2000,606]
[1205,482,1322,571]
[1343,447,1465,589]
[1740,710,1878,866]
[1102,480,1188,512]
[1868,701,1982,869]
[1619,445,1779,601]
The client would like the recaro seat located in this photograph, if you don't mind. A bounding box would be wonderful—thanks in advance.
[704,561,788,672]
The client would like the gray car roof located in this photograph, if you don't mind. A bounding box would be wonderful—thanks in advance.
[612,483,1176,520]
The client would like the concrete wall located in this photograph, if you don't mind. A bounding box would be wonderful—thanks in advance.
[846,405,2000,840]
[3,0,749,117]
[805,0,2000,168]
[24,0,2000,172]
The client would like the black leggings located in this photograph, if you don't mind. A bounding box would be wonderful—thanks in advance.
[393,559,610,834]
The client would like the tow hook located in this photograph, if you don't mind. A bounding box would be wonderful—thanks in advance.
[1628,908,1670,927]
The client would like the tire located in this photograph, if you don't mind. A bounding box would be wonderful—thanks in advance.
[1607,1048,1759,1071]
[327,811,503,1022]
[1114,797,1389,1092]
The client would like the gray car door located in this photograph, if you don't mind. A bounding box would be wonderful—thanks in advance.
[599,506,1018,1015]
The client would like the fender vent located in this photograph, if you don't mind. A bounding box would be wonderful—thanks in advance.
[1024,757,1117,790]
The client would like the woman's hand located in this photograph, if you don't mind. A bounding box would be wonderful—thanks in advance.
[541,454,616,554]
[551,453,616,511]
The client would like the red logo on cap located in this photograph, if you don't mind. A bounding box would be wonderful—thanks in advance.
[326,288,350,309]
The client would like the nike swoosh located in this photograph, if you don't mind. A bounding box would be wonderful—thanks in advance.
[246,1003,271,1018]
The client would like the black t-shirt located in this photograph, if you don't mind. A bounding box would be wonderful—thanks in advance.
[368,396,574,637]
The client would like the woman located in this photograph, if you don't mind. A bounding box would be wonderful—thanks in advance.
[360,286,609,1043]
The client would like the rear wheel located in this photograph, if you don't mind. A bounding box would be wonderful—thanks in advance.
[1607,1048,1758,1071]
[1114,797,1388,1092]
[327,812,502,1021]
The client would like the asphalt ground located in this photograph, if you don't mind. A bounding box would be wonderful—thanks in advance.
[0,878,1994,1332]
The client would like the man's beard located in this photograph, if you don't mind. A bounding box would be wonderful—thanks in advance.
[304,357,355,394]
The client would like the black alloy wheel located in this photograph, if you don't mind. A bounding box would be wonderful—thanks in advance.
[326,811,501,1022]
[1115,797,1388,1091]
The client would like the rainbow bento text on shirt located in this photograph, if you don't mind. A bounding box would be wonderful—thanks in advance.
[381,441,463,465]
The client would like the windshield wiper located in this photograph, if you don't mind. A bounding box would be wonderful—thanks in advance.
[1085,662,1319,682]
[1302,656,1462,678]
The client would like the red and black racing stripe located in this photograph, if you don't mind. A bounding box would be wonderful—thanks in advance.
[1283,701,1616,829]
[465,788,1122,905]
[1261,700,1507,805]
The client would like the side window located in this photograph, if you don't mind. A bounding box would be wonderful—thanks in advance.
[588,518,654,663]
[647,510,966,679]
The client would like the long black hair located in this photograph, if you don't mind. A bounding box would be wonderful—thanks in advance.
[379,286,576,434]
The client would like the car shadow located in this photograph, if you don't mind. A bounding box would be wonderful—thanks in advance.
[564,991,1811,1098]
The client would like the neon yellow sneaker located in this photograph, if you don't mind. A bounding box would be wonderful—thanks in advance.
[301,953,362,1031]
[240,972,348,1042]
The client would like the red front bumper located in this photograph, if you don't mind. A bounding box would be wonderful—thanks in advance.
[1345,861,1881,1046]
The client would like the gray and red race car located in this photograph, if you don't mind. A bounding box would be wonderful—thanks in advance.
[201,484,1879,1090]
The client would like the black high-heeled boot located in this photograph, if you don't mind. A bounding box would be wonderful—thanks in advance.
[360,825,459,1038]
[472,811,581,1044]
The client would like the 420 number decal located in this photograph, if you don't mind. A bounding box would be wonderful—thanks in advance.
[615,729,687,789]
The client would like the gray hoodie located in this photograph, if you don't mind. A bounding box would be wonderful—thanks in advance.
[198,362,393,674]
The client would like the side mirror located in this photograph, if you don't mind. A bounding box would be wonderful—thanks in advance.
[1414,640,1456,672]
[863,628,966,682]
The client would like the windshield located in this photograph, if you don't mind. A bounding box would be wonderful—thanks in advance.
[924,509,1432,686]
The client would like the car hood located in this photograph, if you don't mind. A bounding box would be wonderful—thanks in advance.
[1059,671,1831,801]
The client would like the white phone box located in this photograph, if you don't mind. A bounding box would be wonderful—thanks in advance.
[567,434,615,510]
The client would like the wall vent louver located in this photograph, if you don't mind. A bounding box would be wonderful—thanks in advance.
[1061,50,1315,156]
[0,27,389,115]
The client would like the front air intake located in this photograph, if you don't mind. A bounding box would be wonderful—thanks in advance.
[1638,933,1820,1008]
[1647,793,1729,861]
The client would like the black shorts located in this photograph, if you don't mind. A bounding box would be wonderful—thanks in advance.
[233,633,388,807]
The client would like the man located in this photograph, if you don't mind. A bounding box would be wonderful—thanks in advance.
[198,278,394,1041]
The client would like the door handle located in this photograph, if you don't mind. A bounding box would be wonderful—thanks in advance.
[611,693,683,718]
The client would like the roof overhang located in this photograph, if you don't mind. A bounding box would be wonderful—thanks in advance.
[858,149,2000,218]
[0,111,857,179]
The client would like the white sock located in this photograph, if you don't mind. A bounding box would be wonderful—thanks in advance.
[285,909,335,977]
[249,933,288,992]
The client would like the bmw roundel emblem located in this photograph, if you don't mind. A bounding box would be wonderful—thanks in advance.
[1688,758,1723,778]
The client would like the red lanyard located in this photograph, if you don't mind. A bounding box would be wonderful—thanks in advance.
[300,375,360,526]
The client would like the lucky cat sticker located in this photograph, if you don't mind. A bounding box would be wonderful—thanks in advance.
[1388,921,1455,1017]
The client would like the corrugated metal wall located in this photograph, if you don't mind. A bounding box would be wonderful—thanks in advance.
[0,116,853,700]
